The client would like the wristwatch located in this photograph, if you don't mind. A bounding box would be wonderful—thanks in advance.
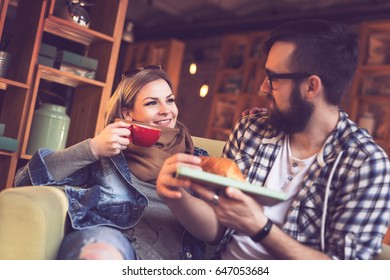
[250,218,273,242]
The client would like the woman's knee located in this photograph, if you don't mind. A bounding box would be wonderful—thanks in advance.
[79,242,124,260]
[57,226,136,260]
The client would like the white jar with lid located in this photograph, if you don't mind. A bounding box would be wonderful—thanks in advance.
[358,112,376,135]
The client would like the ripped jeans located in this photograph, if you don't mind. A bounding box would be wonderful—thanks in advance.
[57,226,136,260]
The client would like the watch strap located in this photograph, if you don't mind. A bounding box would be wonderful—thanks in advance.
[250,218,273,242]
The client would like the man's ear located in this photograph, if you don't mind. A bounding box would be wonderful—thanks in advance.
[306,75,321,98]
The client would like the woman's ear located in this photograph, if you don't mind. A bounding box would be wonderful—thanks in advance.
[121,107,132,120]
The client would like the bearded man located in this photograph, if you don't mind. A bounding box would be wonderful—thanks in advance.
[156,19,390,260]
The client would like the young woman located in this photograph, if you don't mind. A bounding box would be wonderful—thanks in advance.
[14,66,207,260]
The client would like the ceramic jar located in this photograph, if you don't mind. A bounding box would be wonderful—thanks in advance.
[26,103,71,155]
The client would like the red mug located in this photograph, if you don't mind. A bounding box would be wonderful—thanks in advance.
[115,118,161,147]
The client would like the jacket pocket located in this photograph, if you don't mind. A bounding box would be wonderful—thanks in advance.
[97,202,142,228]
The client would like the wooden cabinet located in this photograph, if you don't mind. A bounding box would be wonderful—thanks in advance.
[205,31,268,140]
[0,0,128,189]
[122,39,185,96]
[349,20,390,156]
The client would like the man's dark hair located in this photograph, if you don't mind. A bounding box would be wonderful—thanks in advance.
[263,19,359,105]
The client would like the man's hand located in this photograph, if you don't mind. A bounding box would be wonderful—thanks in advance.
[190,183,268,237]
[241,107,268,117]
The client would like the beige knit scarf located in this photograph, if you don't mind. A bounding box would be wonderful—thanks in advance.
[123,121,194,183]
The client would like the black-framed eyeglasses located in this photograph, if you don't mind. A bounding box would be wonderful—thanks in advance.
[265,69,311,91]
[122,65,161,79]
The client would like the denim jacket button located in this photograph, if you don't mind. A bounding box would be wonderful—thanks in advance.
[186,251,192,259]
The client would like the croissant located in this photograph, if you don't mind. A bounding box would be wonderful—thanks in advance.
[199,156,245,181]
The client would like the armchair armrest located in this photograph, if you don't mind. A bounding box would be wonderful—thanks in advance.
[374,244,390,260]
[192,136,225,157]
[0,186,68,260]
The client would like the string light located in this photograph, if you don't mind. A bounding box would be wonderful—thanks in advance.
[189,63,197,74]
[199,82,209,97]
[189,49,204,75]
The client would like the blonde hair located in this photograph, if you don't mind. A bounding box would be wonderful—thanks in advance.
[104,68,173,126]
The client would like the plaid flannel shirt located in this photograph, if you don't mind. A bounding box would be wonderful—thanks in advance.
[215,110,390,259]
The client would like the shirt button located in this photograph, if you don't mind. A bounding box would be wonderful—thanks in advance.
[292,162,298,167]
[186,252,192,259]
[288,176,293,181]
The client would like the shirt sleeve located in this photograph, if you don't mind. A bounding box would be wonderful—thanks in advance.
[326,148,390,260]
[14,139,96,187]
[223,116,248,160]
[44,138,97,181]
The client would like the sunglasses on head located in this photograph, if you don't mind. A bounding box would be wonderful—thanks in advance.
[122,65,162,79]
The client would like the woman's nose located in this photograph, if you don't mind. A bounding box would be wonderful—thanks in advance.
[158,103,170,114]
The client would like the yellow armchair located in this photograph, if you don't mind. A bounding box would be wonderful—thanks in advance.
[0,136,225,260]
[0,186,68,259]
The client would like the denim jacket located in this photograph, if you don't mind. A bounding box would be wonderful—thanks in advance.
[14,146,208,260]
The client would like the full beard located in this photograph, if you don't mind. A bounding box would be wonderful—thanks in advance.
[267,84,313,134]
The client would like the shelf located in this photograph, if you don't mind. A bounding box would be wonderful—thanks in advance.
[38,65,106,88]
[360,65,390,73]
[219,68,245,74]
[0,150,17,156]
[44,15,114,46]
[246,57,263,64]
[208,127,231,141]
[0,77,29,90]
[19,153,32,160]
[375,138,387,145]
[8,0,18,7]
[0,0,128,188]
[216,92,241,96]
[210,127,231,134]
[363,20,390,31]
[358,95,390,103]
[215,92,260,99]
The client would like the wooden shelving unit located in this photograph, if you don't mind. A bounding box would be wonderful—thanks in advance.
[349,20,390,156]
[0,0,128,189]
[206,31,268,140]
[122,39,185,96]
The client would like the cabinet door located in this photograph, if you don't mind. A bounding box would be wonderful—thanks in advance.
[207,94,253,141]
[122,39,185,96]
[206,31,268,140]
[43,0,127,133]
[20,66,107,158]
[0,0,47,189]
[348,21,390,155]
[0,0,128,188]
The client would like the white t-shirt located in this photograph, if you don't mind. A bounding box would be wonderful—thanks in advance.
[221,135,316,259]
